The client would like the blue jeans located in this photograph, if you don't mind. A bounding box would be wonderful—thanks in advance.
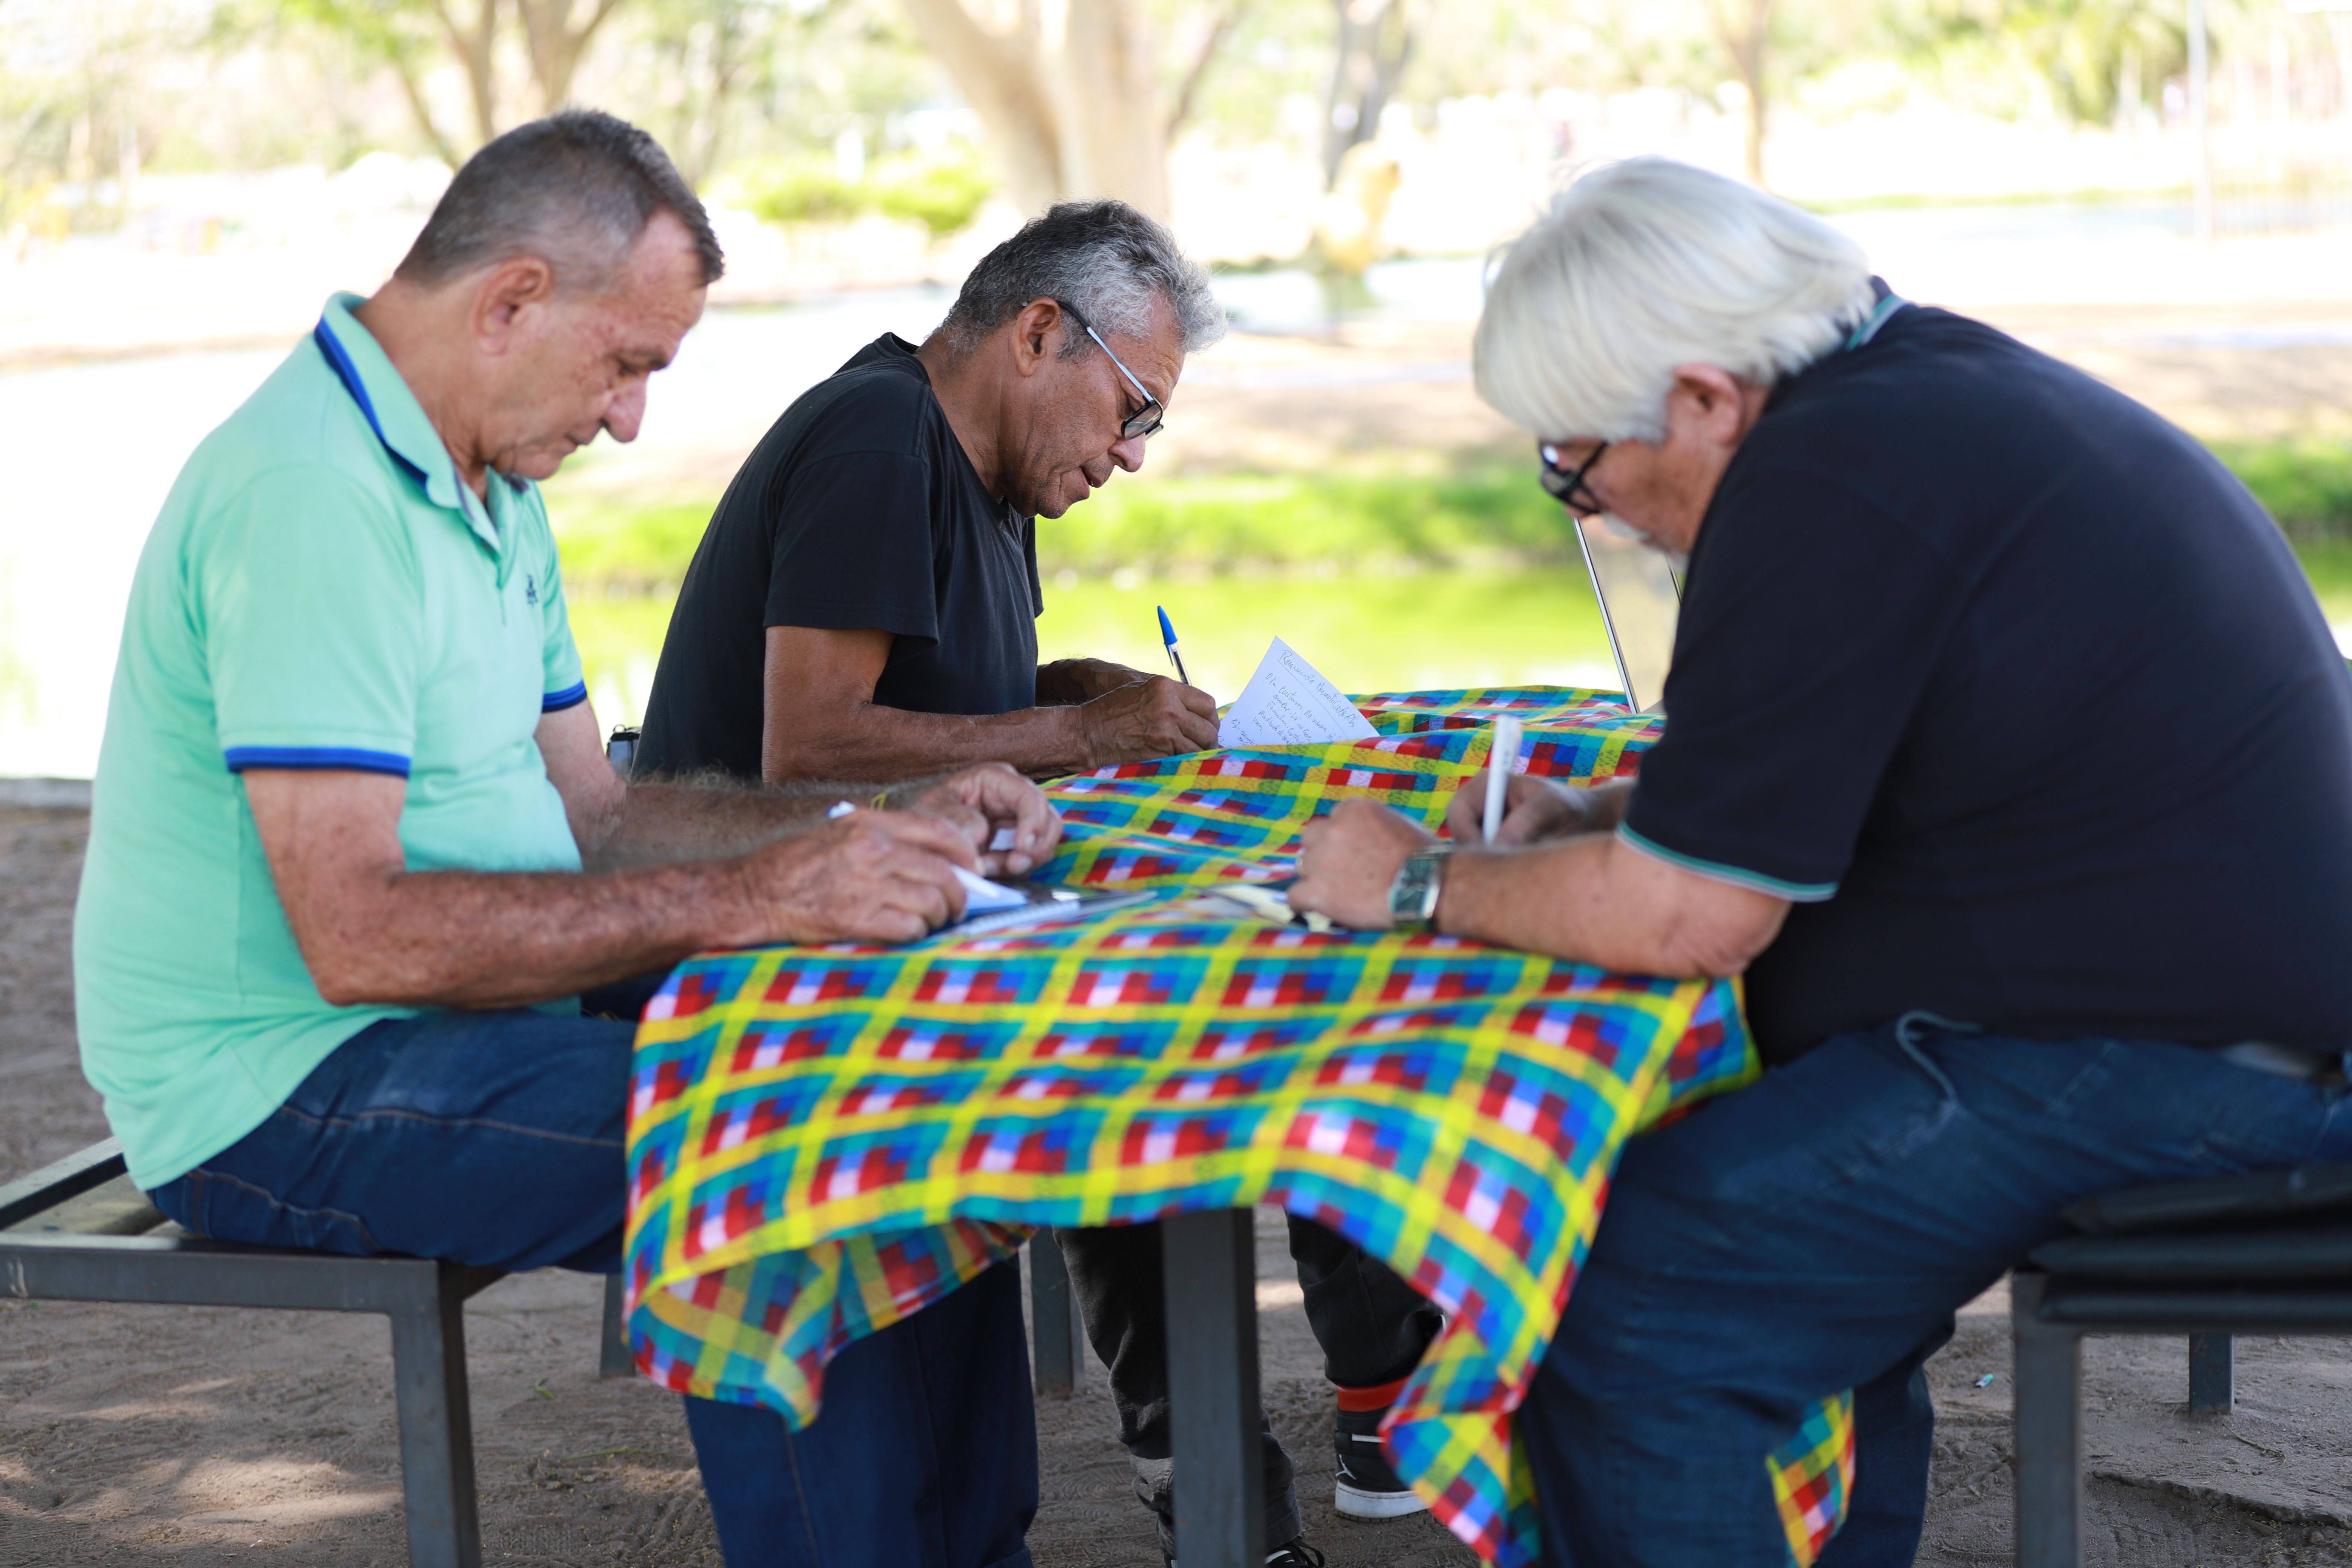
[1515,1018,2352,1568]
[147,1007,1038,1568]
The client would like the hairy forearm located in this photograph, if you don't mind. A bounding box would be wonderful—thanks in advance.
[764,702,1088,783]
[1435,834,1782,978]
[1036,658,1141,705]
[297,859,761,1010]
[593,775,858,870]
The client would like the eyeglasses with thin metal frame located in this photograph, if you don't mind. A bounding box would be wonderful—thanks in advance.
[1538,439,1610,519]
[1047,298,1165,441]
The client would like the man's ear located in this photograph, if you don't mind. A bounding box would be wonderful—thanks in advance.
[1008,299,1062,380]
[1666,363,1752,447]
[470,256,559,355]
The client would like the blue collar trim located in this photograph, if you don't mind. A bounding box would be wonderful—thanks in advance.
[312,317,428,488]
[1844,292,1908,352]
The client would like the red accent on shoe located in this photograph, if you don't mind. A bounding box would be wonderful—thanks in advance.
[1334,1376,1409,1413]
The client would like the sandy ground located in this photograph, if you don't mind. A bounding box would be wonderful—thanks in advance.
[9,804,2352,1567]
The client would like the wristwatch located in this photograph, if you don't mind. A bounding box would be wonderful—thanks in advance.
[1387,847,1452,932]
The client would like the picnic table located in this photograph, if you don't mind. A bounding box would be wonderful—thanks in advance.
[619,688,1855,1568]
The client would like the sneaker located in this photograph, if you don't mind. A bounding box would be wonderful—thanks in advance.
[1166,1541,1326,1568]
[1334,1398,1428,1519]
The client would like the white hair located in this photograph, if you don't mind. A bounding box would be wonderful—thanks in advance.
[1473,158,1876,443]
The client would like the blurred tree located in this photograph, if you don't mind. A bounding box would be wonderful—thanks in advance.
[1717,0,1771,182]
[273,0,475,162]
[1899,0,2187,124]
[894,0,1154,213]
[515,0,634,112]
[632,0,789,184]
[895,0,1254,215]
[1321,0,1408,187]
[272,0,640,156]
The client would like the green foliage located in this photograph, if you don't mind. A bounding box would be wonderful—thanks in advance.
[545,439,2352,602]
[721,148,997,235]
[730,155,867,225]
[2210,438,2352,537]
[545,466,1578,593]
[870,153,995,236]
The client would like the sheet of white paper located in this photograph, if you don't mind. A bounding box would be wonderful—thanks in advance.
[1217,637,1379,748]
[952,864,1031,913]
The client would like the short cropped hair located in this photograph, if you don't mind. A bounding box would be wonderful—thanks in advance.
[395,110,724,293]
[1474,158,1874,443]
[939,200,1225,358]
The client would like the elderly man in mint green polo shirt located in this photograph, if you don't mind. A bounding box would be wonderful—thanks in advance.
[74,111,1054,1568]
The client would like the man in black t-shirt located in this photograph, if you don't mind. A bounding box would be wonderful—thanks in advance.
[1293,158,2352,1566]
[641,202,1440,1566]
[637,202,1223,787]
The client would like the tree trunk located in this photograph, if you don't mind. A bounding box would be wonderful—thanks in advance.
[1714,0,1772,186]
[514,0,631,115]
[1054,0,1169,214]
[426,0,505,144]
[1322,0,1410,190]
[900,0,1181,217]
[902,0,1066,213]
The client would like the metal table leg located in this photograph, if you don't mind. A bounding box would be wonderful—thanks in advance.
[1029,1230,1086,1396]
[2188,1331,2233,1413]
[599,1271,635,1379]
[1162,1208,1262,1568]
[2011,1272,2084,1568]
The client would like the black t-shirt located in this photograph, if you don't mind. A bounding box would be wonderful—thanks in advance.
[1621,303,2352,1063]
[637,334,1043,779]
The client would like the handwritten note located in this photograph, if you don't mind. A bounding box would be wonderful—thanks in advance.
[1217,638,1379,748]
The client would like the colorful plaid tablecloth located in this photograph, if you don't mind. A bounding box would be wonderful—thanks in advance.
[625,688,1854,1567]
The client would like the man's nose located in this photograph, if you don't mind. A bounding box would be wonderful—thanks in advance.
[603,382,649,445]
[1108,432,1147,472]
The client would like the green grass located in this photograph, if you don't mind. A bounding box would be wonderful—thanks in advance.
[2210,438,2352,537]
[547,438,2352,598]
[547,436,2352,724]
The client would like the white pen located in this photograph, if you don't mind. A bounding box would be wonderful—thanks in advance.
[1482,716,1522,844]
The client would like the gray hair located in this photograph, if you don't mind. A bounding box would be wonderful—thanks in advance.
[939,200,1225,358]
[1475,158,1874,443]
[395,109,724,294]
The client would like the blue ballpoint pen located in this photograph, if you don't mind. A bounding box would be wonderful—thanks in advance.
[1156,605,1190,685]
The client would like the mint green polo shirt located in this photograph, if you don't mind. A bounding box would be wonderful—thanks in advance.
[74,293,590,1191]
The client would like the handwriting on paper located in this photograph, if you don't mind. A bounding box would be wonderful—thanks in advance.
[1217,638,1379,748]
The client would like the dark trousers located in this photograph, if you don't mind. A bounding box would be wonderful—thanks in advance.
[147,1006,1038,1568]
[1056,1212,1441,1550]
[1514,1018,2352,1568]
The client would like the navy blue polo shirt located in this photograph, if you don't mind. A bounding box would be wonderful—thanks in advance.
[1619,303,2352,1062]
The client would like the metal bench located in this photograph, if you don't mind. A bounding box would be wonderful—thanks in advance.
[0,1137,635,1568]
[2009,1162,2352,1568]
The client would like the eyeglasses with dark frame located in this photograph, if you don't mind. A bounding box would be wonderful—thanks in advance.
[1538,440,1610,518]
[1047,298,1166,441]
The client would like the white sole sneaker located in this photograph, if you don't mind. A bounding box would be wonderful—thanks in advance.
[1334,1479,1430,1519]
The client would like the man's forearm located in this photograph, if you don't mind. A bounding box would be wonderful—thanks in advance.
[593,775,860,870]
[300,859,764,1010]
[764,702,1089,783]
[1435,831,1785,978]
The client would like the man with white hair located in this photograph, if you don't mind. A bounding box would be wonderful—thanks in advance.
[1291,156,2352,1564]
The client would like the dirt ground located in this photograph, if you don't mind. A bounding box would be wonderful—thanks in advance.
[15,306,2352,1565]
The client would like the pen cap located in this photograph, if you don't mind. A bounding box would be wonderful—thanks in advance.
[1157,605,1178,644]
